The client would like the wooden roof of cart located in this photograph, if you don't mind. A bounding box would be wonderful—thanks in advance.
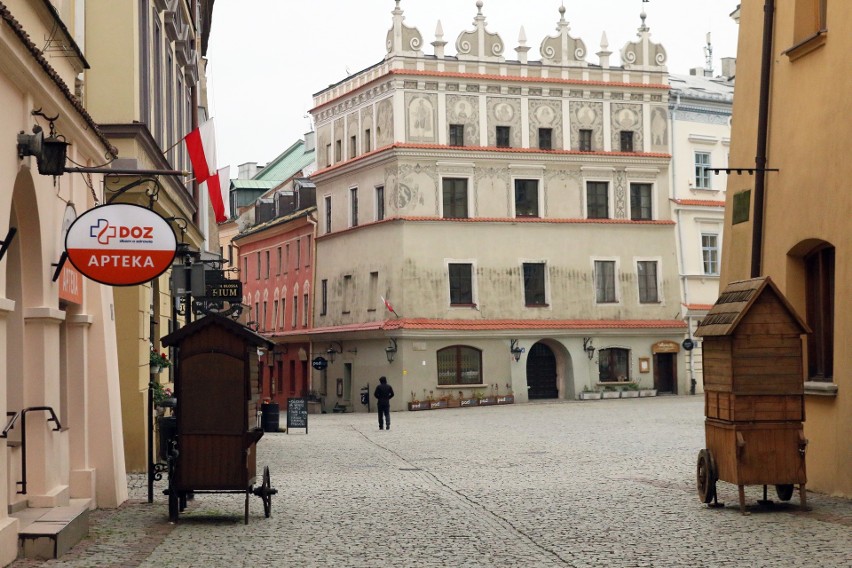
[161,313,274,348]
[694,276,810,338]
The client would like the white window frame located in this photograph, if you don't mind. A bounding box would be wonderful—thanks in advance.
[510,175,544,218]
[520,258,551,309]
[439,174,473,219]
[444,258,478,308]
[694,151,713,189]
[627,181,655,221]
[701,233,720,276]
[592,257,621,305]
[634,256,663,304]
[349,186,359,228]
[375,185,385,222]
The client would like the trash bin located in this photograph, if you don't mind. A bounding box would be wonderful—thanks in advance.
[260,402,280,432]
[157,415,177,462]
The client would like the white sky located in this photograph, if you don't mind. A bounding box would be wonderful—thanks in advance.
[206,0,739,171]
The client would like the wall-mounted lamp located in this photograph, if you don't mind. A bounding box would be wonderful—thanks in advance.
[17,111,70,177]
[268,346,288,368]
[326,341,343,363]
[583,337,596,360]
[385,339,398,363]
[256,346,267,359]
[510,339,525,362]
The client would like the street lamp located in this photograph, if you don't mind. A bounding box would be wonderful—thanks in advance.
[385,339,397,363]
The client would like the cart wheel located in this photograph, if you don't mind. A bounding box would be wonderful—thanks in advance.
[168,489,179,523]
[262,466,272,518]
[697,449,717,504]
[775,484,795,502]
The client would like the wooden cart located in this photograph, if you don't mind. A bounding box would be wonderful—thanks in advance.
[694,277,810,514]
[161,314,276,524]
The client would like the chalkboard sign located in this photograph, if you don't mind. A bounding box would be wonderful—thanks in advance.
[286,397,308,434]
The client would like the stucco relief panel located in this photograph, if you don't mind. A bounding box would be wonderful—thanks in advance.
[396,162,437,214]
[317,126,332,166]
[347,112,359,139]
[486,97,522,147]
[544,168,583,218]
[405,92,438,143]
[569,101,603,151]
[529,99,563,150]
[333,119,344,147]
[376,98,394,148]
[650,106,668,151]
[362,106,374,140]
[611,103,644,151]
[474,166,510,217]
[446,94,479,146]
[614,169,627,219]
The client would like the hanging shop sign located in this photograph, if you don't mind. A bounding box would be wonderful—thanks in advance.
[65,203,177,286]
[58,204,83,304]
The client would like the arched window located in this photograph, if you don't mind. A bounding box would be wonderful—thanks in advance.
[598,348,630,382]
[805,245,834,381]
[437,346,482,385]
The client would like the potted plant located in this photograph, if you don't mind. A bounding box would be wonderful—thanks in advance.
[446,392,461,408]
[149,349,171,374]
[601,385,621,399]
[621,381,640,398]
[579,386,602,400]
[497,382,514,404]
[459,390,478,407]
[478,386,497,406]
[408,391,428,411]
[151,381,176,414]
[429,390,447,409]
[639,384,658,397]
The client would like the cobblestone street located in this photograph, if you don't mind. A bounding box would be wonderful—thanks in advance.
[14,397,852,567]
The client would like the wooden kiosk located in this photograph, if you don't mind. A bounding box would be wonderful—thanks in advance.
[160,314,276,523]
[694,277,810,513]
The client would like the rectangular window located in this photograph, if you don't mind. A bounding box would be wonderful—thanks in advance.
[306,235,312,266]
[273,300,279,330]
[255,252,261,280]
[265,251,270,279]
[350,187,359,227]
[325,144,332,167]
[242,258,248,282]
[449,124,465,146]
[637,261,659,303]
[496,126,511,148]
[369,272,378,311]
[514,179,539,217]
[153,19,162,144]
[324,196,332,233]
[295,239,301,269]
[292,295,298,327]
[342,275,352,314]
[364,129,371,152]
[805,246,834,381]
[630,183,653,220]
[376,186,385,221]
[599,348,630,382]
[448,263,473,305]
[586,182,609,219]
[437,346,482,386]
[303,294,309,327]
[595,260,617,303]
[228,245,233,265]
[442,178,468,219]
[321,279,328,316]
[701,234,719,275]
[579,129,593,151]
[694,152,712,189]
[262,302,268,331]
[539,128,553,150]
[255,302,260,327]
[350,135,357,159]
[620,130,634,152]
[280,298,286,328]
[793,0,827,43]
[285,244,290,273]
[523,263,546,306]
[276,247,282,275]
[335,140,341,163]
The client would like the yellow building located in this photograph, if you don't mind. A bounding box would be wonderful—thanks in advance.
[722,0,849,497]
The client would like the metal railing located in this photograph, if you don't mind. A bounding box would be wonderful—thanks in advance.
[12,407,63,495]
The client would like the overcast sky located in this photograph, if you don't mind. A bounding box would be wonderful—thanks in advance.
[206,0,739,172]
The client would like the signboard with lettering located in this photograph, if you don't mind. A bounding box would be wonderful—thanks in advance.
[59,204,83,304]
[311,356,328,370]
[205,279,242,300]
[652,340,680,354]
[286,397,308,433]
[65,203,177,286]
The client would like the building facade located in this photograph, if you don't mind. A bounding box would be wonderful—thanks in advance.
[84,0,216,472]
[668,71,734,394]
[0,0,126,563]
[308,2,687,413]
[722,0,849,497]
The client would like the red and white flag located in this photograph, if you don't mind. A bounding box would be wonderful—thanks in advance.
[184,119,217,184]
[381,296,398,317]
[202,166,231,223]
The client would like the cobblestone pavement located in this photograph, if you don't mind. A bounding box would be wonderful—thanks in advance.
[12,397,852,567]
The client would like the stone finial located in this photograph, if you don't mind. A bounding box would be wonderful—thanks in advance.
[597,31,612,68]
[516,26,531,64]
[432,20,447,58]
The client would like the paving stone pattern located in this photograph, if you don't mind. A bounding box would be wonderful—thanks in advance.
[12,397,852,567]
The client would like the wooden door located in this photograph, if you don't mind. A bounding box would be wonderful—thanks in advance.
[526,342,558,399]
[654,353,677,394]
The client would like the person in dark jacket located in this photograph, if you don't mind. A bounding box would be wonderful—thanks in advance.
[374,376,394,430]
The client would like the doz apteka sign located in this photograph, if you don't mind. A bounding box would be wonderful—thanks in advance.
[65,203,177,286]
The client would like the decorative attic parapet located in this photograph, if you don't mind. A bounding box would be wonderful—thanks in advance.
[620,11,667,70]
[539,5,587,67]
[386,0,423,59]
[455,1,505,62]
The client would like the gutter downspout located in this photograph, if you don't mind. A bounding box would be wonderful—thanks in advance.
[306,212,318,396]
[751,0,775,278]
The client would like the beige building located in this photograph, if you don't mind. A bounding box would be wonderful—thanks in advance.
[308,2,687,412]
[84,0,216,472]
[722,0,849,497]
[668,70,734,394]
[0,0,126,563]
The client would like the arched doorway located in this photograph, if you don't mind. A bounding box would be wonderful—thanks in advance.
[526,342,558,399]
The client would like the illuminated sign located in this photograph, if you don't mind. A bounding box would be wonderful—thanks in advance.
[65,203,177,286]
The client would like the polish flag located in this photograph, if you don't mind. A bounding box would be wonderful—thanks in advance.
[202,166,231,223]
[184,119,217,184]
[381,296,398,317]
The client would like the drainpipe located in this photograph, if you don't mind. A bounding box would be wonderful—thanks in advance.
[751,0,775,278]
[306,212,318,395]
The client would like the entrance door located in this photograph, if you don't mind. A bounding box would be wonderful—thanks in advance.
[526,342,558,399]
[654,353,677,394]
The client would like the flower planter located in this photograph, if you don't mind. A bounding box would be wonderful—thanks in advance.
[601,390,621,399]
[459,398,479,408]
[639,389,658,397]
[429,400,448,410]
[579,391,602,400]
[408,401,430,411]
[496,395,514,405]
[446,399,461,408]
[478,396,497,406]
[621,390,640,398]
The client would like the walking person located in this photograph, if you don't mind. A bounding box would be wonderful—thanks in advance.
[374,376,394,430]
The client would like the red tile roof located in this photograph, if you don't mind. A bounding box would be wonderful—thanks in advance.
[684,303,715,311]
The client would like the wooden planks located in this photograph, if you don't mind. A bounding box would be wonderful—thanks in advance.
[705,392,804,422]
[706,420,807,486]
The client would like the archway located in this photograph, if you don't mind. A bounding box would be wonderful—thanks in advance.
[526,342,558,399]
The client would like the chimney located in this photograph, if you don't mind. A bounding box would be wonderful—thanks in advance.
[238,162,259,179]
[689,67,705,77]
[721,57,736,79]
